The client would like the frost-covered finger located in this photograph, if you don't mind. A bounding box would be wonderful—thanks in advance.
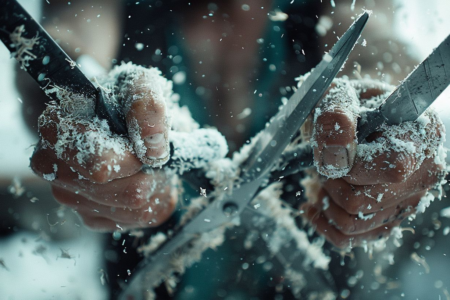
[37,105,142,183]
[320,188,423,235]
[349,110,446,185]
[79,215,132,232]
[52,185,177,227]
[40,159,173,209]
[302,204,397,249]
[312,79,359,178]
[323,160,441,215]
[349,78,394,106]
[108,64,172,167]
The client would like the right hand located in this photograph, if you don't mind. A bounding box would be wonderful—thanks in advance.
[30,67,177,232]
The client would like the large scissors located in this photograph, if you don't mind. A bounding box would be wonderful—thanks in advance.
[2,1,450,299]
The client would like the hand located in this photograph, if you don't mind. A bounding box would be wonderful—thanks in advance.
[30,65,177,232]
[301,78,446,249]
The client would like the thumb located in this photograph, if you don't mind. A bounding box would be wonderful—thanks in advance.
[121,70,170,167]
[312,80,359,178]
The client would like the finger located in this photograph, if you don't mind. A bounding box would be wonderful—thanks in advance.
[346,110,445,185]
[52,186,176,227]
[344,147,418,185]
[36,107,142,183]
[121,70,170,166]
[33,154,171,210]
[47,161,173,209]
[302,204,397,249]
[79,215,134,232]
[349,79,392,103]
[313,80,359,178]
[323,162,440,215]
[320,189,424,234]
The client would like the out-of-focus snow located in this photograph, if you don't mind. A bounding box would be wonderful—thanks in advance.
[0,231,107,300]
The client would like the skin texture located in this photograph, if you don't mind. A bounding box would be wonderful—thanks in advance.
[300,82,445,249]
[30,75,177,232]
[18,0,445,247]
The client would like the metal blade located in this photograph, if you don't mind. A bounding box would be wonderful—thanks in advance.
[185,12,370,236]
[120,13,370,300]
[239,12,369,183]
[357,34,450,141]
[0,0,97,99]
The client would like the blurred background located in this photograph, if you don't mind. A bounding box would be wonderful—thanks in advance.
[1,0,450,299]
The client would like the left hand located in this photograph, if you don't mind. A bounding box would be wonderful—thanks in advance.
[300,78,446,249]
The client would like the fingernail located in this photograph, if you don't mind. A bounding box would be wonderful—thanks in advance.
[144,133,164,145]
[322,146,349,169]
[146,143,169,160]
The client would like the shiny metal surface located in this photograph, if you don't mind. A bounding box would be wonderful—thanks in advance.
[120,13,370,300]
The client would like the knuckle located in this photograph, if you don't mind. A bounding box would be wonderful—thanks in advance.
[30,148,55,177]
[124,188,148,209]
[81,216,101,231]
[316,111,353,131]
[84,155,114,183]
[341,199,363,215]
[51,188,73,206]
[386,166,410,183]
[89,164,111,184]
[339,219,357,235]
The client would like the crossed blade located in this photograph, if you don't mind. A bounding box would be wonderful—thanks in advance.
[120,12,370,300]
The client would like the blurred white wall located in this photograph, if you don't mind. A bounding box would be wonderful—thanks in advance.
[0,0,40,178]
[394,0,450,150]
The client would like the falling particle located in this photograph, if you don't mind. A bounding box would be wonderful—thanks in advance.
[127,269,131,276]
[350,0,356,11]
[99,269,108,285]
[322,197,330,210]
[237,108,252,119]
[323,53,332,62]
[46,0,50,3]
[148,206,153,213]
[411,252,430,273]
[334,122,340,131]
[135,43,144,51]
[8,177,25,198]
[200,187,207,197]
[376,193,384,202]
[58,248,74,260]
[290,0,294,3]
[358,211,375,221]
[330,0,335,7]
[0,259,9,271]
[173,71,186,85]
[254,203,261,209]
[362,39,367,47]
[302,49,305,55]
[116,224,124,230]
[43,173,56,181]
[65,57,76,69]
[444,226,450,236]
[268,10,288,22]
[241,4,250,11]
[204,219,211,222]
[440,206,450,218]
[224,187,228,190]
[296,191,301,197]
[17,98,23,103]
